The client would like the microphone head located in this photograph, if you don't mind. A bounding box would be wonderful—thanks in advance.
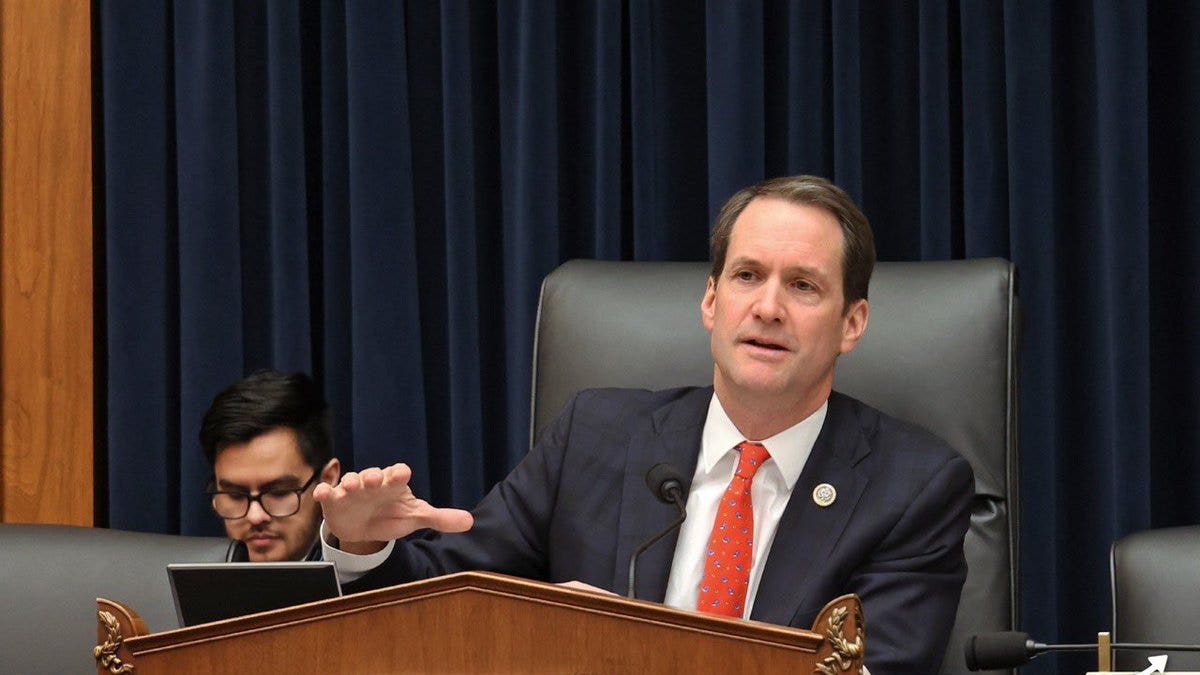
[644,463,687,504]
[965,631,1035,671]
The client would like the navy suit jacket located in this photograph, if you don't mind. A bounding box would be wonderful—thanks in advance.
[346,386,973,675]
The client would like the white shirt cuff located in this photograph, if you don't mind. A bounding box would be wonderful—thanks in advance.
[319,520,395,585]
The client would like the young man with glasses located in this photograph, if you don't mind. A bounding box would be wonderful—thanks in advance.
[200,370,340,562]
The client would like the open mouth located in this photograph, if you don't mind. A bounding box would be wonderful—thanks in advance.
[743,338,788,351]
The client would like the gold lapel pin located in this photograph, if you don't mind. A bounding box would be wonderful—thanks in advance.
[812,483,837,507]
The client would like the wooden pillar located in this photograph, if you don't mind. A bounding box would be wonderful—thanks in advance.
[0,0,94,525]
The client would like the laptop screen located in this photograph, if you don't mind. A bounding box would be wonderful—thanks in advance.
[167,561,341,627]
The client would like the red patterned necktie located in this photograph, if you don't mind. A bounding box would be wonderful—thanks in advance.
[697,441,771,618]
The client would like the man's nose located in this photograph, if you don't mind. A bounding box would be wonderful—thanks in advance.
[245,499,271,525]
[752,279,786,322]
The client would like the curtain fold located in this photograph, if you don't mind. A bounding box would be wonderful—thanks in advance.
[498,0,559,470]
[343,2,432,495]
[436,0,486,502]
[102,0,179,533]
[173,0,247,531]
[916,0,957,260]
[99,3,1197,672]
[706,0,765,218]
[1148,0,1200,531]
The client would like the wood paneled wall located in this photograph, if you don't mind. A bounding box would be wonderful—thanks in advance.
[0,0,94,525]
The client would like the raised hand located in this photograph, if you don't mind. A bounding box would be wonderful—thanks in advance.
[313,463,473,552]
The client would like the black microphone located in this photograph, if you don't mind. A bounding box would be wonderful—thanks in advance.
[626,463,689,599]
[965,632,1059,670]
[965,631,1200,670]
[645,462,687,506]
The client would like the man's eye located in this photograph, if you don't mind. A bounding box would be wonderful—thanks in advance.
[734,270,755,281]
[792,280,815,291]
[266,489,296,498]
[227,493,251,502]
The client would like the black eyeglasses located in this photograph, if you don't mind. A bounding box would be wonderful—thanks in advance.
[206,470,320,520]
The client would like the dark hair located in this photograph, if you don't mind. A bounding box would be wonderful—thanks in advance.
[199,370,333,472]
[709,175,876,311]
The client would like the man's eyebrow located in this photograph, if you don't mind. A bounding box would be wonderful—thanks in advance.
[726,257,830,279]
[261,477,305,491]
[216,476,304,492]
[725,256,761,269]
[784,265,830,279]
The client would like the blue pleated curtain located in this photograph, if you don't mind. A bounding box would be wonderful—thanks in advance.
[99,3,1200,672]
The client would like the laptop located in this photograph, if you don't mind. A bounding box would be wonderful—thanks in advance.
[167,561,341,627]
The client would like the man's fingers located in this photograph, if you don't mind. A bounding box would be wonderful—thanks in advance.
[313,482,331,502]
[319,465,418,511]
[557,580,618,596]
[316,462,458,542]
[359,467,385,488]
[338,471,363,493]
[332,464,410,492]
[383,462,412,485]
[381,501,472,533]
[422,507,474,533]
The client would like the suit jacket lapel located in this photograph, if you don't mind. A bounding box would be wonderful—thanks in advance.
[612,387,711,601]
[750,392,872,627]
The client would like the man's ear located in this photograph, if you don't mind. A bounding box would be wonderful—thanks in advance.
[839,299,869,355]
[321,458,341,485]
[700,276,717,332]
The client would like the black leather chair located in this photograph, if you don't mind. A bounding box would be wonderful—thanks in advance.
[0,524,235,674]
[1111,525,1200,671]
[531,258,1020,675]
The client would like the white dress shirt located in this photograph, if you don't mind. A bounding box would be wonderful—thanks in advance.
[325,393,828,607]
[322,520,394,583]
[662,394,825,618]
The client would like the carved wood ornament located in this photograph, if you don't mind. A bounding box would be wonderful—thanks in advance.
[814,598,866,674]
[94,610,134,674]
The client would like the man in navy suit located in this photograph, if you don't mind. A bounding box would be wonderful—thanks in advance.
[315,175,973,674]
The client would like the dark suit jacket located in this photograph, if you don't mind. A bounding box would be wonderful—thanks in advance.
[346,386,973,675]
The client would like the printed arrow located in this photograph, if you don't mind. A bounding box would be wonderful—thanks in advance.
[1137,654,1168,674]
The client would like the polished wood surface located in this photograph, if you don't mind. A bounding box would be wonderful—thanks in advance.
[0,0,94,524]
[98,572,865,674]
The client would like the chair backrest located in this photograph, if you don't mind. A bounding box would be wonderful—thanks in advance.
[1111,525,1200,671]
[0,524,235,674]
[531,258,1020,675]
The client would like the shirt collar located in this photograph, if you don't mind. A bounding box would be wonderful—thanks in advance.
[699,392,828,491]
